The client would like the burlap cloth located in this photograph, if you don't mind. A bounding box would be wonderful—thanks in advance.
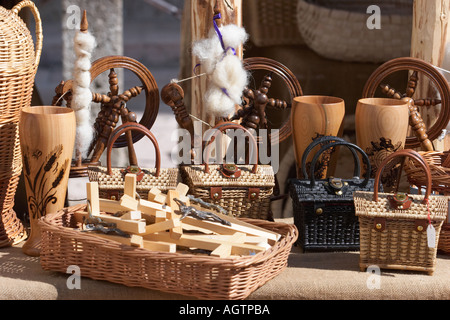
[1,220,449,300]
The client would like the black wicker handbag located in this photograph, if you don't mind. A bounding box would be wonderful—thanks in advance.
[289,137,375,252]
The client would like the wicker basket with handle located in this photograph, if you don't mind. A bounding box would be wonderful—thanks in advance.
[88,122,179,200]
[180,122,275,220]
[38,204,298,300]
[0,0,43,247]
[404,150,450,254]
[354,149,448,275]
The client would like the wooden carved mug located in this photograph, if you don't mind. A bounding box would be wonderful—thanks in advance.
[19,106,76,256]
[355,98,409,186]
[291,95,345,179]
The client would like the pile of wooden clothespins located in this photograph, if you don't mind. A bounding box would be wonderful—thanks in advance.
[74,173,281,258]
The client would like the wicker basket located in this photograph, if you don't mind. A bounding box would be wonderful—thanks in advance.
[88,123,180,200]
[404,150,450,254]
[296,0,413,63]
[439,224,450,254]
[0,1,42,247]
[404,150,450,195]
[243,0,304,47]
[39,204,298,300]
[354,149,448,275]
[180,122,275,220]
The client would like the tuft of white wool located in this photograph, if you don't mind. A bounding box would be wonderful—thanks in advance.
[74,31,96,55]
[220,24,248,50]
[211,54,248,105]
[192,37,222,74]
[74,56,92,72]
[204,84,236,118]
[192,24,249,118]
[72,30,96,158]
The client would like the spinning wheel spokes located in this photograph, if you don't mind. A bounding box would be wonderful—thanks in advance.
[380,71,442,107]
[231,57,303,145]
[362,57,450,150]
[52,55,159,176]
[52,56,159,162]
[87,55,159,151]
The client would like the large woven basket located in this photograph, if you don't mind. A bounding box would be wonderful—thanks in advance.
[296,0,413,63]
[243,0,304,47]
[0,1,42,247]
[39,204,298,300]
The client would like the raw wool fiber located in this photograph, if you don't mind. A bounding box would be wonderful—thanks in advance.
[71,30,96,159]
[192,24,249,118]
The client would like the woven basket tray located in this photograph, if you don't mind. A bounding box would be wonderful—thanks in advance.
[39,204,298,300]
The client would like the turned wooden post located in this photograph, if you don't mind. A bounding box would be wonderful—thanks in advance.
[410,0,450,150]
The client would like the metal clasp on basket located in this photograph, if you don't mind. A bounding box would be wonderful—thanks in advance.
[324,177,348,195]
[220,163,241,179]
[388,192,412,210]
[121,165,145,182]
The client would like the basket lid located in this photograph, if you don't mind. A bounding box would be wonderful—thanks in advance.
[0,4,38,71]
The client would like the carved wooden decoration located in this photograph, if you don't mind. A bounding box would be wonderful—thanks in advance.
[362,57,450,151]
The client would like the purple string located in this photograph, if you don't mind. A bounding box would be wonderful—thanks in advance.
[193,63,201,75]
[213,13,226,51]
[213,13,237,101]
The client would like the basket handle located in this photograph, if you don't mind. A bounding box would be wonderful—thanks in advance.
[203,122,258,174]
[106,122,161,177]
[12,0,43,67]
[309,141,371,188]
[373,149,432,203]
[301,136,360,179]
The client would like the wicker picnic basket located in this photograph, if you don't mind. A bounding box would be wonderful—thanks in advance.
[404,150,450,254]
[243,0,304,47]
[296,0,413,63]
[180,122,275,220]
[88,123,180,200]
[38,204,298,300]
[354,149,448,275]
[0,0,42,247]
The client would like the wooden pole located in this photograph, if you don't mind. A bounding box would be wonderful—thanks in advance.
[410,0,450,150]
[179,0,243,128]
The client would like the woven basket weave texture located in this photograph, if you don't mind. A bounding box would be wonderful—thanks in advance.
[296,0,413,63]
[244,0,305,47]
[0,1,42,247]
[39,204,298,300]
[180,164,275,220]
[88,166,180,199]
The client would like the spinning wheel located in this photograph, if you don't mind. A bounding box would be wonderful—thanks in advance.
[53,55,159,176]
[231,57,303,144]
[362,57,450,150]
